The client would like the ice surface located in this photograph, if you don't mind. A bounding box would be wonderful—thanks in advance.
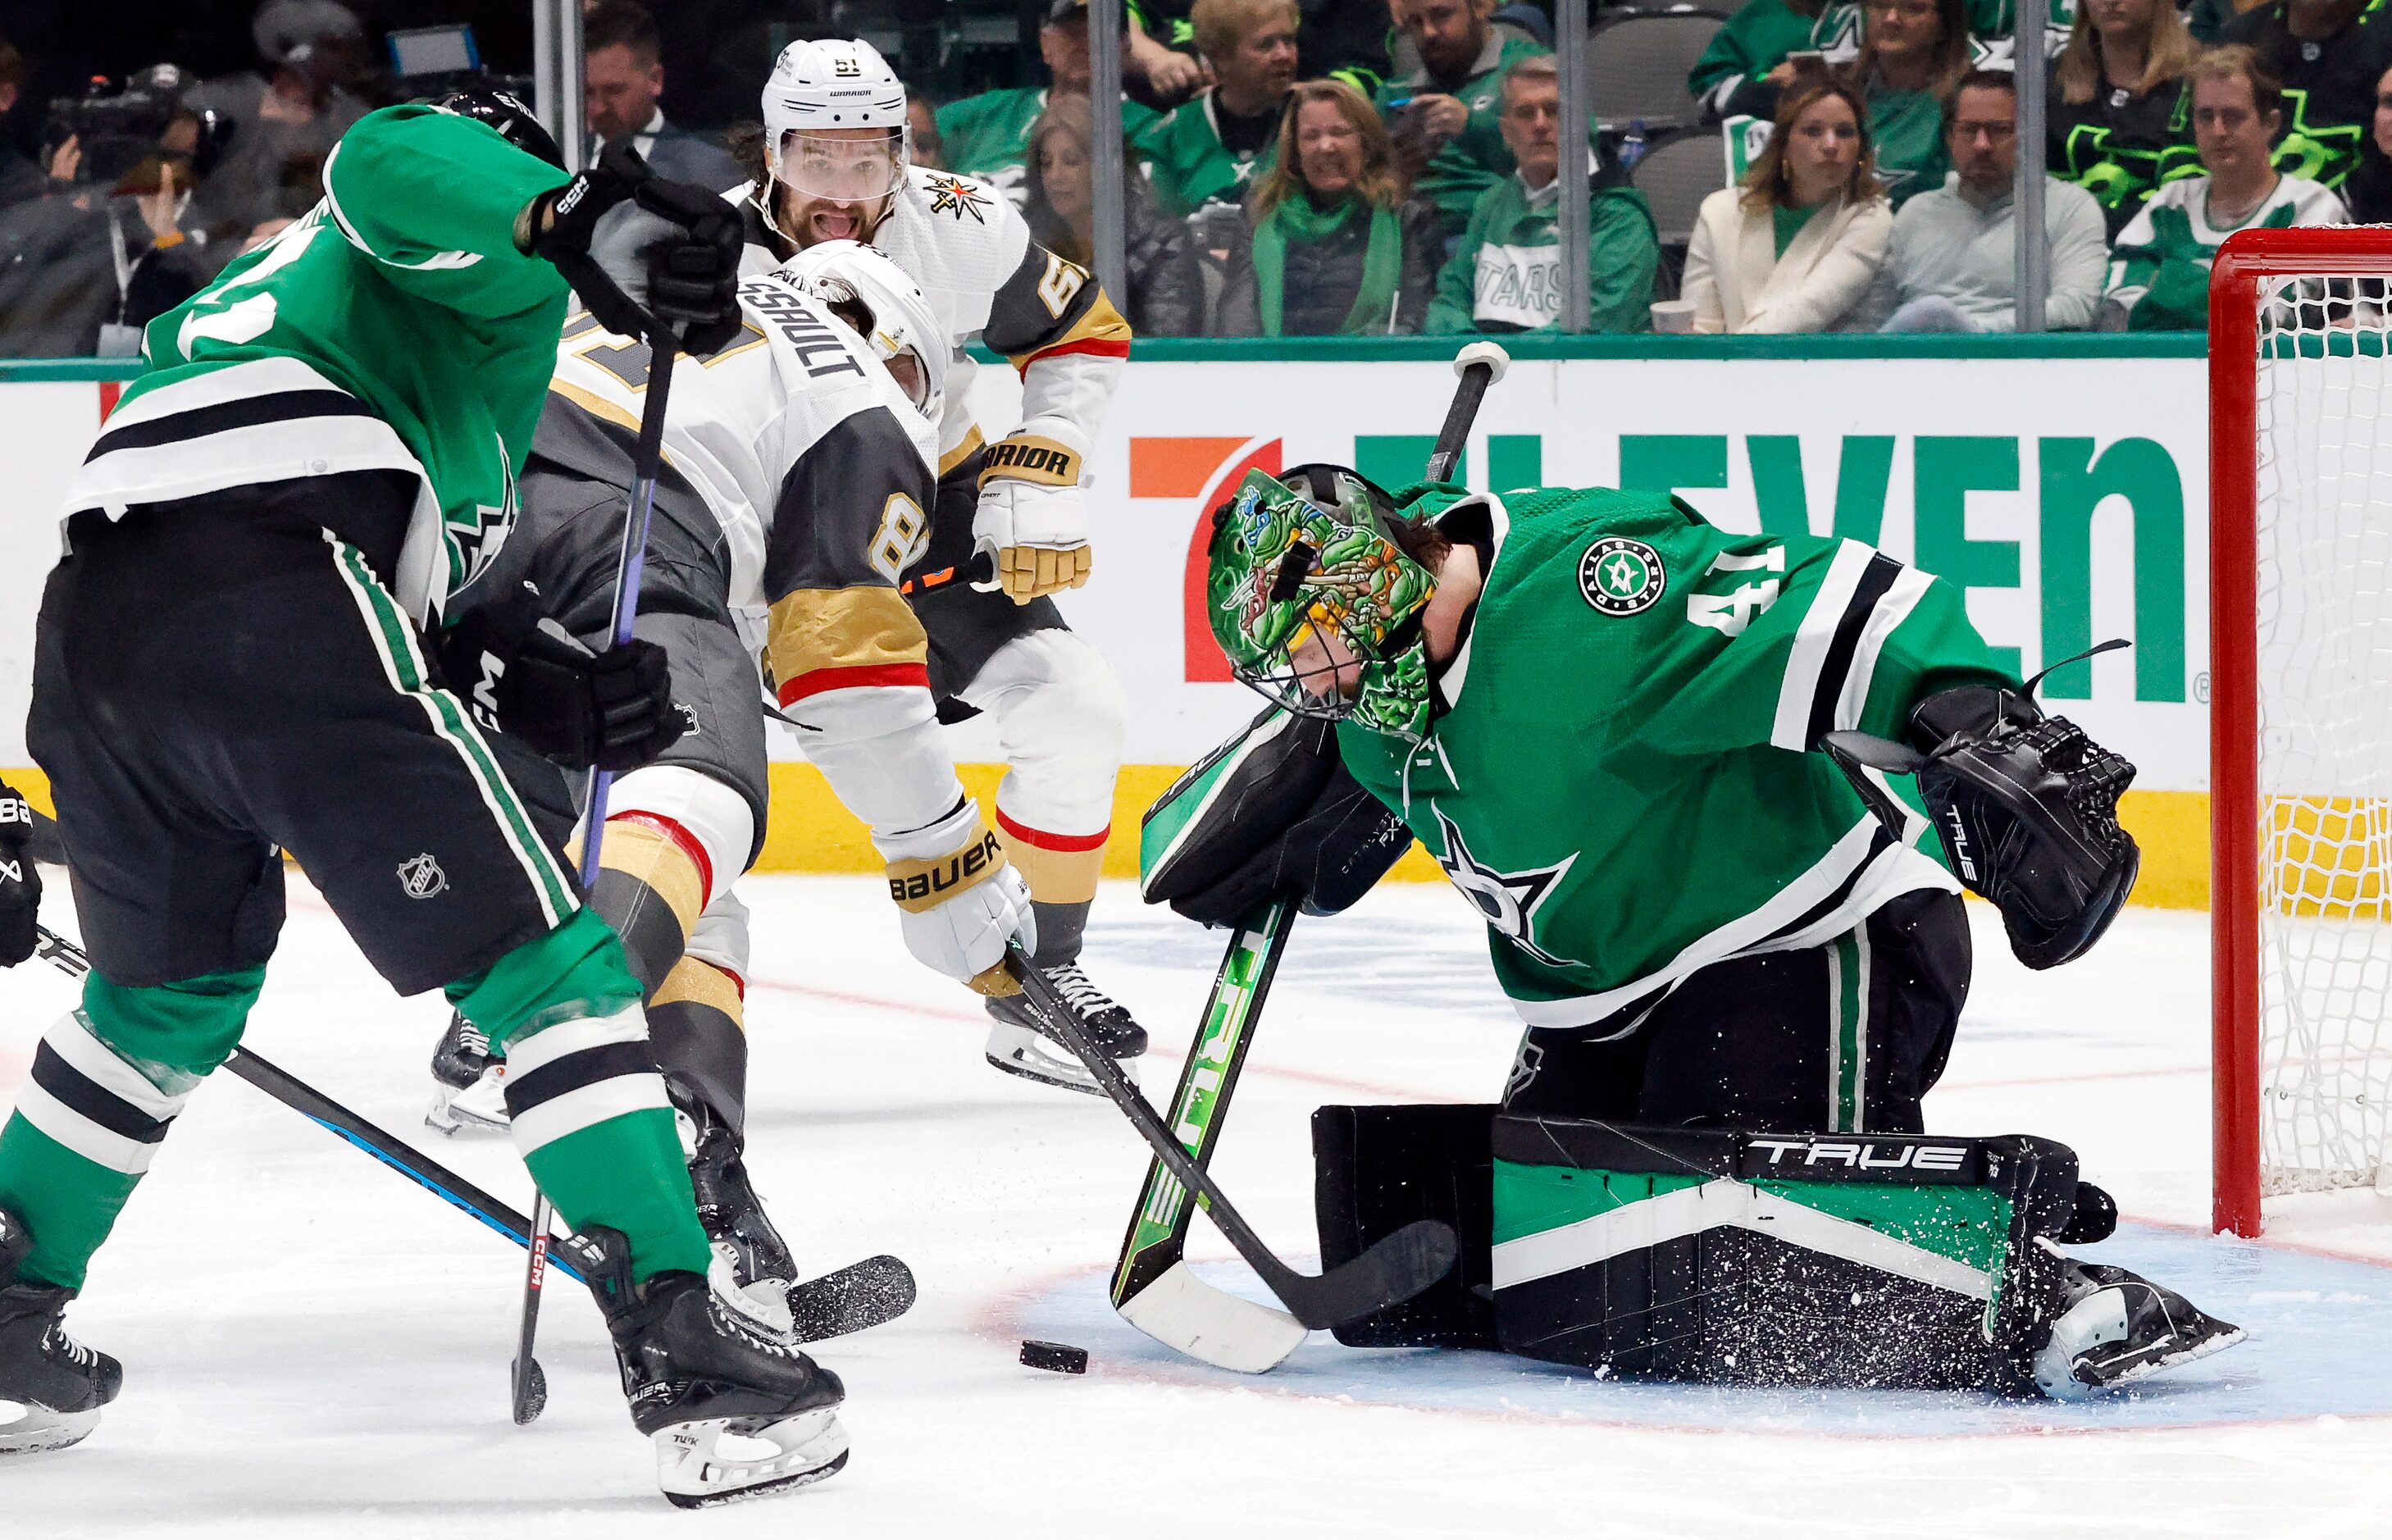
[4,877,2390,1538]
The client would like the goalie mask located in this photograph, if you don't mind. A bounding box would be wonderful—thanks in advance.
[1206,465,1437,742]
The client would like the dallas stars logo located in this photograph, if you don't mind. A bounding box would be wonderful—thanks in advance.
[1579,536,1665,616]
[923,173,992,224]
[1431,806,1579,967]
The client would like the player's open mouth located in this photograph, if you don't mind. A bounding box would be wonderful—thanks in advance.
[810,208,863,241]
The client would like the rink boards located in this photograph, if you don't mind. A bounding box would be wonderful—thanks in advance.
[0,339,2222,904]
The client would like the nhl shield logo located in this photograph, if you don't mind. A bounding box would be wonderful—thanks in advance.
[397,854,448,900]
[1579,536,1665,616]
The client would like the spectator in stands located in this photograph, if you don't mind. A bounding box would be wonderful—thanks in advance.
[581,1,738,188]
[1026,95,1202,335]
[1425,55,1658,333]
[1374,0,1549,237]
[1682,75,1893,332]
[2219,0,2392,194]
[0,89,212,356]
[184,0,368,262]
[2188,0,2269,43]
[1692,0,2006,124]
[0,36,39,212]
[1128,1,1211,104]
[1219,78,1443,334]
[2337,60,2392,219]
[1140,0,1301,218]
[940,0,1164,206]
[1863,68,2109,331]
[2101,45,2348,330]
[1844,0,1972,206]
[2048,0,2200,238]
[908,96,945,171]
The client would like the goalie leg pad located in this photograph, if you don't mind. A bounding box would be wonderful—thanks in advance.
[1486,1119,2078,1395]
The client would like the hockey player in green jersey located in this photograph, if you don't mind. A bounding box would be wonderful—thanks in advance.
[0,93,856,1505]
[1169,462,2244,1398]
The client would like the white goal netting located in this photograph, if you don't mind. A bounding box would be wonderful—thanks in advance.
[2252,276,2392,1196]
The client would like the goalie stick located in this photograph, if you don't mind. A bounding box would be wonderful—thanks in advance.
[1104,339,1512,1371]
[1108,900,1308,1371]
[25,923,916,1342]
[1002,943,1456,1330]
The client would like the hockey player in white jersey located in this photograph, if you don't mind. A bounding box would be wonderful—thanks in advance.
[427,242,1036,1318]
[731,38,1143,1095]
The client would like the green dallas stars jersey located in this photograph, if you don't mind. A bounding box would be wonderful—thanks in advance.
[1334,484,2013,1031]
[63,105,574,624]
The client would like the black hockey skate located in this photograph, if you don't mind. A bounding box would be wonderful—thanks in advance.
[425,1011,508,1135]
[0,1210,121,1457]
[567,1225,848,1508]
[2033,1254,2247,1398]
[689,1115,800,1337]
[984,958,1148,1096]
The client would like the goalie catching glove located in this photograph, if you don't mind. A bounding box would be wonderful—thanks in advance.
[436,585,686,773]
[973,422,1094,604]
[881,800,1037,990]
[1825,648,2139,970]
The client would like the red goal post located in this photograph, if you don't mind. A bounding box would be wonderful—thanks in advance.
[2210,226,2392,1237]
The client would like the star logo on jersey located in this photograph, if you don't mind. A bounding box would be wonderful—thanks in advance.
[923,173,992,224]
[1579,536,1665,616]
[1431,806,1579,967]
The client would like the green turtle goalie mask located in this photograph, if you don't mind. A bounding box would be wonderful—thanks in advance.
[1206,466,1437,741]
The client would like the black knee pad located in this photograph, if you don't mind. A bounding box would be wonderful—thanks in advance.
[1312,1103,1500,1349]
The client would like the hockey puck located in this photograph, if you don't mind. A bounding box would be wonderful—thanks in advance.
[1020,1339,1089,1374]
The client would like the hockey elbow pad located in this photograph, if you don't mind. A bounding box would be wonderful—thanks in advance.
[438,587,687,773]
[1904,686,2140,971]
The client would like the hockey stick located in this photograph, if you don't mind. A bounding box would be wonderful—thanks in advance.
[1107,900,1305,1371]
[24,920,915,1339]
[510,323,681,1424]
[1102,339,1512,1369]
[1002,944,1455,1329]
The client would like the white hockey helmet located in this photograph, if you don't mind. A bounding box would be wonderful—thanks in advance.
[762,39,910,203]
[782,239,947,425]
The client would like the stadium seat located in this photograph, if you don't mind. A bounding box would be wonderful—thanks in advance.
[1629,125,1732,299]
[1583,7,1730,134]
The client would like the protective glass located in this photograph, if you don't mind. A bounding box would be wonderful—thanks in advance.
[773,130,907,202]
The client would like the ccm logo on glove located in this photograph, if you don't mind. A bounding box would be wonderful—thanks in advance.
[887,830,1006,910]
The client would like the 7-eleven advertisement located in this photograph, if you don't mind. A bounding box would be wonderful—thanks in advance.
[963,354,2212,790]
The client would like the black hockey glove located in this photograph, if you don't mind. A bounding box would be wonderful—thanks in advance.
[0,783,43,968]
[529,142,745,355]
[438,589,686,774]
[1823,672,2139,971]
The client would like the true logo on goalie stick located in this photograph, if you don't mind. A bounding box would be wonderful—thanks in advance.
[1745,1136,1974,1176]
[397,854,448,900]
[1579,537,1665,616]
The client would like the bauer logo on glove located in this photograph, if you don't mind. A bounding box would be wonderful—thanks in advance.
[886,829,1005,909]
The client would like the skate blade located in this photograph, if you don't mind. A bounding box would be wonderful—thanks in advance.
[654,1407,849,1508]
[2089,1321,2250,1392]
[983,1023,1140,1099]
[426,1068,510,1136]
[0,1401,101,1457]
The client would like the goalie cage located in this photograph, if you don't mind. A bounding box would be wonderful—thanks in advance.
[2212,226,2392,1236]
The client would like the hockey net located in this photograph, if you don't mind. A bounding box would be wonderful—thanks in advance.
[2212,228,2392,1234]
